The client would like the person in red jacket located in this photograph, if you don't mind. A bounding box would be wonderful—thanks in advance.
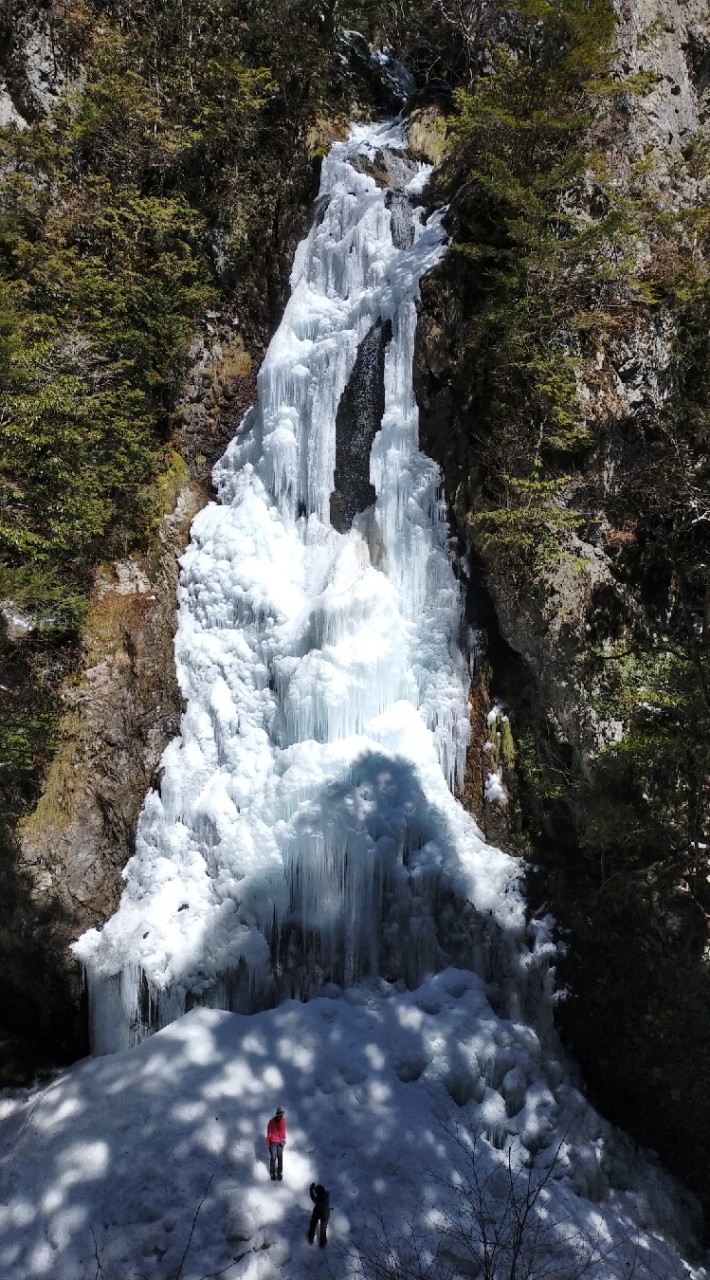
[266,1107,287,1180]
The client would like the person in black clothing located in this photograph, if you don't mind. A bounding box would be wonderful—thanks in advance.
[308,1182,330,1248]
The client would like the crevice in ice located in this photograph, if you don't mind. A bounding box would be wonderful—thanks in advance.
[330,318,391,532]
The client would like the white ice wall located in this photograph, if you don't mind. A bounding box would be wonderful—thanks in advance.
[75,120,530,1056]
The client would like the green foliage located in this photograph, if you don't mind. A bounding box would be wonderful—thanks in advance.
[418,0,710,1216]
[447,16,710,1194]
[0,563,87,634]
[472,474,585,574]
[515,733,568,806]
[0,0,377,635]
[0,708,57,792]
[588,645,710,866]
[437,0,641,570]
[0,178,213,608]
[0,283,16,384]
[0,45,219,625]
[594,189,710,874]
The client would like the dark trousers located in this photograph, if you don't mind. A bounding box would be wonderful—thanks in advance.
[269,1141,284,1178]
[308,1206,329,1247]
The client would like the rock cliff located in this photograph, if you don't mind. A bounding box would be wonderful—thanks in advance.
[415,0,710,1224]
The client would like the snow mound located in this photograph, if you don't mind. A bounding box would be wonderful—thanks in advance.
[0,973,705,1280]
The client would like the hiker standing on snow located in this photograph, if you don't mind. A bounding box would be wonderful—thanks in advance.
[266,1107,287,1181]
[308,1182,330,1247]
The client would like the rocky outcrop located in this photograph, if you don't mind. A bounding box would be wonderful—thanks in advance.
[330,320,390,532]
[18,491,200,927]
[610,0,709,177]
[0,3,72,125]
[15,306,265,918]
[1,490,201,1079]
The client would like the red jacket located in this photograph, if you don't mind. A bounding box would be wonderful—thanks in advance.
[266,1116,286,1147]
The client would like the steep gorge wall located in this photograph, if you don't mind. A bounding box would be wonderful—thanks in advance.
[1,334,255,1074]
[415,0,710,1224]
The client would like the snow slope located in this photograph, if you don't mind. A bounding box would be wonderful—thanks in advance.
[0,971,706,1280]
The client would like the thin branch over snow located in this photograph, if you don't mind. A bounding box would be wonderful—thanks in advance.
[174,1174,214,1280]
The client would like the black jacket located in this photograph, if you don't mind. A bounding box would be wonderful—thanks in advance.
[309,1183,331,1214]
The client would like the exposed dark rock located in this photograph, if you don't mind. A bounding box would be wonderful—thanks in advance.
[386,190,415,249]
[0,2,71,124]
[330,319,391,532]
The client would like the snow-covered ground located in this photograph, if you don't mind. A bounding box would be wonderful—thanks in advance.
[1,970,706,1280]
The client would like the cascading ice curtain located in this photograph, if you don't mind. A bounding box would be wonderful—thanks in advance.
[75,120,527,1055]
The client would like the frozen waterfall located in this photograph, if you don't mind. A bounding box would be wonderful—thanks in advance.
[75,120,539,1056]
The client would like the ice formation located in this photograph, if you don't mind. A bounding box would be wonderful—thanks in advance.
[76,120,537,1055]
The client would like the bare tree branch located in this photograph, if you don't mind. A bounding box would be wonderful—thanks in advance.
[174,1172,214,1280]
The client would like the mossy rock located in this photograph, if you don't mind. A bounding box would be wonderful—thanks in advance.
[407,105,448,165]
